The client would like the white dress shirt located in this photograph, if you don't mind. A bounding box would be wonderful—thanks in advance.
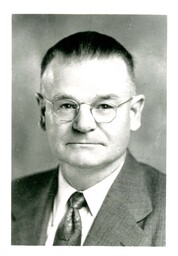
[45,159,125,246]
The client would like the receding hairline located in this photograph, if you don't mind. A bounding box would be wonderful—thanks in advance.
[40,54,136,95]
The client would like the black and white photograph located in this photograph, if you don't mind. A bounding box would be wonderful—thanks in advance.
[2,1,178,255]
[11,14,166,246]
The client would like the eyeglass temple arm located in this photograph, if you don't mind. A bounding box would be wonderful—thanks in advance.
[116,97,133,108]
[35,92,44,100]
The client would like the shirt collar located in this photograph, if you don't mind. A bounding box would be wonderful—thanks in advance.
[55,156,125,218]
[53,170,76,217]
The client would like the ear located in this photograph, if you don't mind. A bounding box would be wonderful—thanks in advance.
[35,92,46,131]
[130,94,145,131]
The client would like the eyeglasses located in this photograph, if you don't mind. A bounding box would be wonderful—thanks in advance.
[42,95,133,123]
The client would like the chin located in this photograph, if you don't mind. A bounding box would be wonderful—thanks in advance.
[63,155,106,169]
[69,160,102,169]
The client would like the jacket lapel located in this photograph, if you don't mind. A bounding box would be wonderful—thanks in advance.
[13,169,58,245]
[84,152,153,246]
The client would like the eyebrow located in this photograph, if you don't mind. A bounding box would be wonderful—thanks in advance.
[52,93,75,100]
[95,94,121,100]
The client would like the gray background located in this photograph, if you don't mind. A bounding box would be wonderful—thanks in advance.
[12,14,166,179]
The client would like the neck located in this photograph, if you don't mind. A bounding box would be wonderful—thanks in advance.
[60,152,126,191]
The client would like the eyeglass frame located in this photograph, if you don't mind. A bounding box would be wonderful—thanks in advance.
[38,93,133,123]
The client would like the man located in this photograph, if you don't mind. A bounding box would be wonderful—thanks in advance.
[12,31,166,246]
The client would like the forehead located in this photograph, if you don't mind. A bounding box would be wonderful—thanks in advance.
[41,56,133,99]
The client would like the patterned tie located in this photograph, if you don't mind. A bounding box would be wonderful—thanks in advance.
[53,191,87,246]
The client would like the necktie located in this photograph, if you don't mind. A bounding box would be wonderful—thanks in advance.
[53,191,87,246]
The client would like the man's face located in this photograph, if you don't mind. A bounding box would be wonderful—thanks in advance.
[41,57,137,169]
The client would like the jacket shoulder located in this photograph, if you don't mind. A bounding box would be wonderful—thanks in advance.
[125,152,166,209]
[138,161,166,194]
[12,168,58,209]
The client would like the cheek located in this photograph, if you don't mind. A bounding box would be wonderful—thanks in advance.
[45,111,68,149]
[106,110,131,147]
[45,108,64,134]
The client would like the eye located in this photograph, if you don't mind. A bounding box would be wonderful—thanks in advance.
[60,103,77,109]
[54,100,78,112]
[96,104,113,109]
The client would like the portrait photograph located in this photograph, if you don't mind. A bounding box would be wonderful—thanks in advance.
[12,13,166,246]
[1,0,178,255]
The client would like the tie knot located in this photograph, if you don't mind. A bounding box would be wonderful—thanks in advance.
[68,191,86,209]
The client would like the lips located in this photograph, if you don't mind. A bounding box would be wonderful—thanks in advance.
[67,142,104,146]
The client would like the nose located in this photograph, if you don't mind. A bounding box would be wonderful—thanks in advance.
[72,104,97,133]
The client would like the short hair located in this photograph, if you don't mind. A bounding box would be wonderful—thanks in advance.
[41,31,134,72]
[41,31,135,83]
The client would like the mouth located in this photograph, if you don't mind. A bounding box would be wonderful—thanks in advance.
[67,142,104,146]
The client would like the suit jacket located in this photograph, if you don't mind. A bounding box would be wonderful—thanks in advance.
[12,151,166,246]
